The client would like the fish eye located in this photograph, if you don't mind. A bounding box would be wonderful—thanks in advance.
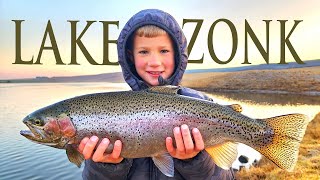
[34,119,42,126]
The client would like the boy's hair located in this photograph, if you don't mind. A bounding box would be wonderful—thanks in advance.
[135,25,167,37]
[127,25,169,51]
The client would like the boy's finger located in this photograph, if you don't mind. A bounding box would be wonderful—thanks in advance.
[192,128,204,151]
[166,137,176,156]
[181,124,194,154]
[83,136,99,159]
[78,137,89,153]
[111,140,122,159]
[173,127,185,153]
[92,138,110,162]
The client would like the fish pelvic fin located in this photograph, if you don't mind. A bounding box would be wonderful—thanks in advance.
[152,153,174,177]
[205,141,238,170]
[66,144,84,168]
[256,113,310,171]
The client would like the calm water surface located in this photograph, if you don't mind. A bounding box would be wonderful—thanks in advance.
[0,83,319,179]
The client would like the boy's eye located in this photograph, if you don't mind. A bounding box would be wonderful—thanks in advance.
[160,50,169,53]
[138,50,148,55]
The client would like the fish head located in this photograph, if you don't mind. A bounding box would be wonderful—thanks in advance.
[20,105,76,149]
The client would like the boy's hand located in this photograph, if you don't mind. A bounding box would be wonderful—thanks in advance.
[166,124,205,160]
[78,136,124,164]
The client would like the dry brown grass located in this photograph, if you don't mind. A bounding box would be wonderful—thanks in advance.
[235,113,320,180]
[181,67,320,94]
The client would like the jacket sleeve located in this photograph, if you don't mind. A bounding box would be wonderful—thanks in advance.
[174,150,235,180]
[82,159,133,180]
[176,87,235,180]
[178,87,215,102]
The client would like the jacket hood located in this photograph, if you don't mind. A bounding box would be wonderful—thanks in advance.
[117,9,188,91]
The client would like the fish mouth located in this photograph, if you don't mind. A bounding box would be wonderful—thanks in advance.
[20,118,65,148]
[21,116,41,139]
[20,129,59,147]
[20,129,36,139]
[20,120,60,147]
[20,121,47,140]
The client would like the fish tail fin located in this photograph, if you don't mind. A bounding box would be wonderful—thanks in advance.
[256,113,310,171]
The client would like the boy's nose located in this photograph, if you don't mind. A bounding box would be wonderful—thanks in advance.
[148,54,162,67]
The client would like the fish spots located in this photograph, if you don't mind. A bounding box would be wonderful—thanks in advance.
[34,90,268,158]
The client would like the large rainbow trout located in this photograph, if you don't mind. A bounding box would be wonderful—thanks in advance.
[20,86,310,177]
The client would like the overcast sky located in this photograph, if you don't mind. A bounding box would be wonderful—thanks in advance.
[1,0,319,79]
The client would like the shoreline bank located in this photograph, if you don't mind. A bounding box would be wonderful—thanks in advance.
[193,88,320,96]
[182,66,320,97]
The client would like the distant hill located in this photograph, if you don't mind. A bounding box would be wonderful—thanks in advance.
[1,59,319,83]
[51,72,124,83]
[0,72,124,83]
[185,59,320,73]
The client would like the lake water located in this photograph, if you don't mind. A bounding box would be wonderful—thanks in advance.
[0,83,319,179]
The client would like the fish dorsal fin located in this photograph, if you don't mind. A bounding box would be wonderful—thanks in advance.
[205,142,238,170]
[152,153,174,177]
[146,85,180,95]
[66,144,84,168]
[226,104,243,113]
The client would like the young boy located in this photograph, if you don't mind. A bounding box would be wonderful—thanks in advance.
[79,9,235,179]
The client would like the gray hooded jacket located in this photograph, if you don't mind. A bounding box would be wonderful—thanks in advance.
[82,9,234,180]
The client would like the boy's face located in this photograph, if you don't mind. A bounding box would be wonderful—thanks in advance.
[132,34,175,86]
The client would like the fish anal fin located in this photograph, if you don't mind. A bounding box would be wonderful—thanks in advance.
[256,114,310,171]
[146,85,180,95]
[152,153,174,177]
[205,141,238,170]
[66,144,84,168]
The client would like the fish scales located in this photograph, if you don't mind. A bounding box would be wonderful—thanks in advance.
[52,91,267,157]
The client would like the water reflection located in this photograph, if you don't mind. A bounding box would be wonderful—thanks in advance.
[208,91,320,106]
[205,91,320,120]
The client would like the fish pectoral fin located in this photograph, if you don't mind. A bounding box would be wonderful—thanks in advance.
[152,153,174,177]
[205,141,238,170]
[66,144,84,168]
[226,104,243,113]
[146,85,180,95]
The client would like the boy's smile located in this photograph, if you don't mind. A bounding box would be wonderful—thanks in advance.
[132,34,175,86]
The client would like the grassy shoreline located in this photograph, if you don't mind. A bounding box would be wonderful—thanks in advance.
[181,66,320,96]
